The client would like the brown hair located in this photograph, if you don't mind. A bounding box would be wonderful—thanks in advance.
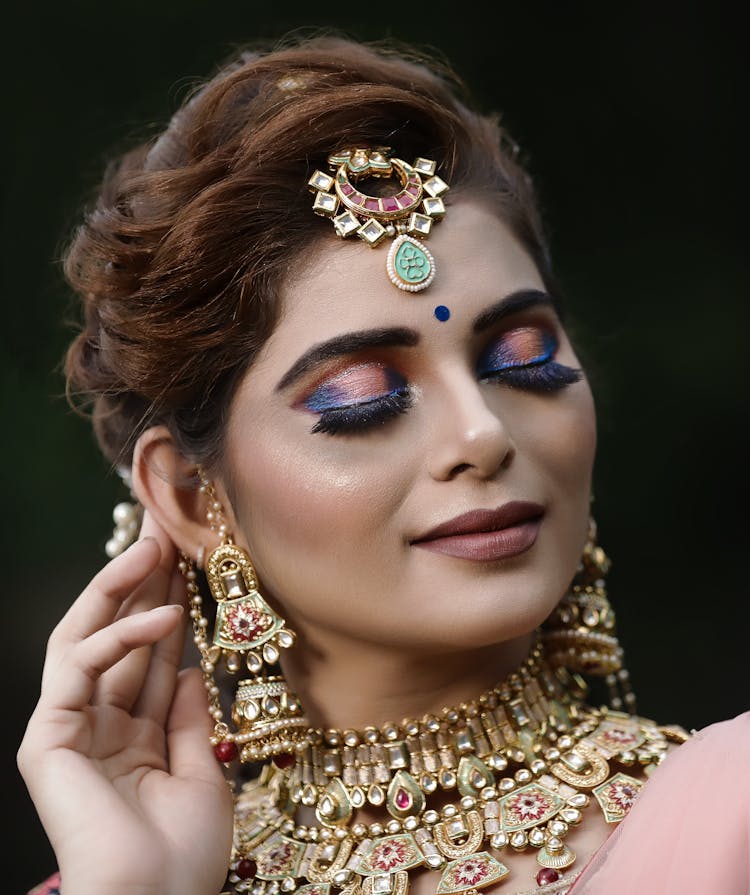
[63,34,554,477]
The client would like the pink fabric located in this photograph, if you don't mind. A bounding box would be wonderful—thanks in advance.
[568,711,750,894]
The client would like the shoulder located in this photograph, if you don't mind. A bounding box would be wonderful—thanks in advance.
[688,708,750,750]
[654,709,750,778]
[620,709,750,828]
[567,711,750,893]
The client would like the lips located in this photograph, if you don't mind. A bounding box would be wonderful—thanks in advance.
[412,501,545,543]
[410,501,545,562]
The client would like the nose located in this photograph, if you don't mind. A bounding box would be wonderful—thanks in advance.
[426,371,515,482]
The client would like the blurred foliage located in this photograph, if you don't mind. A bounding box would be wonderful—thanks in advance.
[5,1,747,887]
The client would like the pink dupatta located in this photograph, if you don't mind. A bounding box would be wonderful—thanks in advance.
[567,711,750,894]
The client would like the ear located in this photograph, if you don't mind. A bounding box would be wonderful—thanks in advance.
[131,426,240,562]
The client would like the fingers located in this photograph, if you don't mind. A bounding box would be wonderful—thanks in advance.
[44,536,163,685]
[41,539,163,698]
[136,509,177,576]
[40,605,184,713]
[94,513,181,710]
[167,668,225,787]
[131,562,191,727]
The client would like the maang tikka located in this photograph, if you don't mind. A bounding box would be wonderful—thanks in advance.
[308,147,450,292]
[182,469,314,764]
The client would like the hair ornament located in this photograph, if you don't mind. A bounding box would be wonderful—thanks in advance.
[308,147,449,292]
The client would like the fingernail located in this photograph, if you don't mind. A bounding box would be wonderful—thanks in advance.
[150,604,184,615]
[128,536,156,552]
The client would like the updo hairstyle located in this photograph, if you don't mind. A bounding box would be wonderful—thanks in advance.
[62,35,554,478]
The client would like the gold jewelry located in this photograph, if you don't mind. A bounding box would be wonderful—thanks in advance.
[308,147,449,292]
[222,633,687,895]
[183,469,315,763]
[541,517,637,714]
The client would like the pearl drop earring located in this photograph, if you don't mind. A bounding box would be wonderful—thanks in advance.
[105,500,142,558]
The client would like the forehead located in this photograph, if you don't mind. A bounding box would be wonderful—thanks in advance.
[268,199,546,356]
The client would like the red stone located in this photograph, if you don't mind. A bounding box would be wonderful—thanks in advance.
[351,192,364,204]
[365,198,380,211]
[536,868,561,886]
[394,788,412,810]
[214,741,238,763]
[340,183,354,195]
[236,859,257,879]
[382,197,399,212]
[272,752,295,769]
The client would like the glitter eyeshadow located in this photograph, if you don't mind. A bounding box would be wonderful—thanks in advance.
[478,326,556,374]
[304,363,407,412]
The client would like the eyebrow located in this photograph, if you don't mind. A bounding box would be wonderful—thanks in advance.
[275,288,559,392]
[471,289,561,334]
[275,327,419,391]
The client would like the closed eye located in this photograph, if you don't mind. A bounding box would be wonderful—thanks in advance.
[477,326,582,392]
[299,362,413,435]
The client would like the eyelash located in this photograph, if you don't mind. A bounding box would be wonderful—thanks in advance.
[479,361,583,392]
[309,331,582,436]
[311,388,413,435]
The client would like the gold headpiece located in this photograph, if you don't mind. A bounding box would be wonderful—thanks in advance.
[308,147,450,292]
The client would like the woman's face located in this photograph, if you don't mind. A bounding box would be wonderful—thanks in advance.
[221,199,597,653]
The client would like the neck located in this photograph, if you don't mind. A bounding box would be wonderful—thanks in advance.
[281,624,538,731]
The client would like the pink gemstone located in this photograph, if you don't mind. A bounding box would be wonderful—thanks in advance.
[536,869,561,886]
[351,192,364,204]
[397,194,415,208]
[365,198,380,211]
[394,788,412,810]
[405,184,419,195]
[340,183,354,196]
[382,197,399,212]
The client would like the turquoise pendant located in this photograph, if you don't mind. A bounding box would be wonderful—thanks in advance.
[386,235,436,291]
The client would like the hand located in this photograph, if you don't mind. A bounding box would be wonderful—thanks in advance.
[17,512,234,895]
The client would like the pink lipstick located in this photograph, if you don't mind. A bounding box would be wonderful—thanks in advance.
[411,501,544,561]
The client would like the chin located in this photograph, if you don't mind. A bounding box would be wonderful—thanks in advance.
[385,578,564,653]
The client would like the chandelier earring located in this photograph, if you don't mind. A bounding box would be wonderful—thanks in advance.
[541,516,637,713]
[180,467,314,765]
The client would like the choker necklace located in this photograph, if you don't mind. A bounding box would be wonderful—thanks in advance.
[220,633,687,895]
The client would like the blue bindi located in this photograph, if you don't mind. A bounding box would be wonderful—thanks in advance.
[434,305,450,322]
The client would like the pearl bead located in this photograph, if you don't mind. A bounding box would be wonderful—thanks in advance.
[105,538,121,558]
[113,502,135,525]
[113,527,131,544]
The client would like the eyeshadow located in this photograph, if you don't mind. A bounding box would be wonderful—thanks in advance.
[478,326,556,373]
[304,363,406,412]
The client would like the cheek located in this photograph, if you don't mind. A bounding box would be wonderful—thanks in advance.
[525,382,597,570]
[512,375,596,478]
[224,410,414,605]
[542,385,597,490]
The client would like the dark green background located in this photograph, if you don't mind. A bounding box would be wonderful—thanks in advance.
[6,2,748,888]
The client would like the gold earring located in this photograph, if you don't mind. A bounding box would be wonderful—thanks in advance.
[181,468,314,764]
[541,516,637,713]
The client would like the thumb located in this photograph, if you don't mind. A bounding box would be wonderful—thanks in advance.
[166,667,226,785]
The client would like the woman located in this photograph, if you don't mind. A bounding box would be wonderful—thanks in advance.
[17,35,749,895]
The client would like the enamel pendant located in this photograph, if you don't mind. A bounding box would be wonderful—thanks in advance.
[386,236,436,292]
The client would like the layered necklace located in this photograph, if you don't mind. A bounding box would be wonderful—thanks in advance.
[219,635,687,895]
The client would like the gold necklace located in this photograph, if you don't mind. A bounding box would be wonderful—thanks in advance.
[220,634,688,895]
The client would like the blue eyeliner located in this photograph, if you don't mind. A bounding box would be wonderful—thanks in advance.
[305,327,582,436]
